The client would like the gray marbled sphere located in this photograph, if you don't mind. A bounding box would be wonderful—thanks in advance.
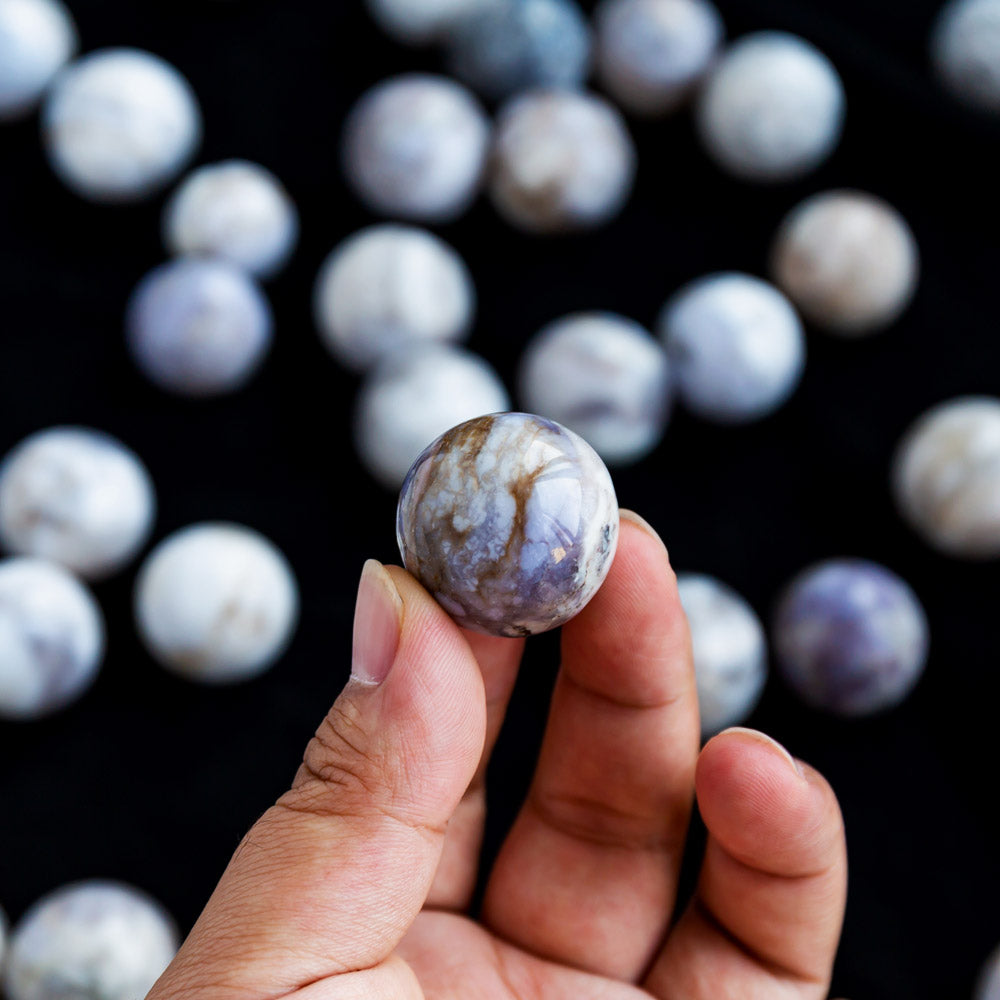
[773,559,929,717]
[932,0,1000,113]
[397,412,619,636]
[365,0,487,44]
[3,881,178,1000]
[518,312,672,465]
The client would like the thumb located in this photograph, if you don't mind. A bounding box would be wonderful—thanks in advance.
[149,560,488,1000]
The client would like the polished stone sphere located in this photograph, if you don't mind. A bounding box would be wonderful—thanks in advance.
[771,189,919,335]
[0,427,155,579]
[0,557,104,720]
[1,905,7,970]
[134,522,298,683]
[355,344,510,489]
[397,412,619,636]
[163,160,299,279]
[42,48,201,202]
[893,397,1000,559]
[490,89,636,232]
[773,559,929,716]
[976,944,1000,1000]
[518,311,672,464]
[2,881,178,1000]
[696,31,844,182]
[677,573,768,739]
[594,0,723,116]
[365,0,487,44]
[342,74,490,222]
[0,0,76,120]
[932,0,1000,113]
[314,225,474,371]
[658,272,805,423]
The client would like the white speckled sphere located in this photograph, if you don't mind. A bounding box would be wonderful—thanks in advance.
[771,190,920,335]
[658,272,805,423]
[696,31,845,182]
[314,225,475,372]
[0,427,155,579]
[135,523,298,683]
[126,257,273,396]
[677,574,767,739]
[0,557,104,720]
[0,0,76,120]
[490,89,636,232]
[355,343,510,489]
[594,0,723,115]
[3,881,178,1000]
[932,0,1000,113]
[518,312,672,464]
[342,74,490,222]
[163,160,299,279]
[365,0,487,44]
[893,397,1000,559]
[42,48,201,202]
[976,944,1000,1000]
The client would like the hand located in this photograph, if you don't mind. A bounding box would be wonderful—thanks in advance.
[149,512,847,1000]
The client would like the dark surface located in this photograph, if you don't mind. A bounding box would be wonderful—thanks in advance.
[1,1,998,996]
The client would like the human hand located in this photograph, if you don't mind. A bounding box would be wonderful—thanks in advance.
[148,512,847,1000]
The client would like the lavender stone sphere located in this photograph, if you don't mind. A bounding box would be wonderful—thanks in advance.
[677,574,767,739]
[658,272,805,423]
[893,397,1000,559]
[976,944,1000,1000]
[490,89,636,232]
[594,0,724,116]
[0,557,104,720]
[518,312,672,465]
[0,427,155,579]
[365,0,488,44]
[3,881,178,1000]
[42,48,201,202]
[314,225,474,372]
[696,31,845,182]
[773,559,929,716]
[932,0,1000,113]
[397,412,619,636]
[0,0,77,120]
[342,74,490,222]
[771,190,920,335]
[355,344,510,489]
[446,0,593,102]
[126,257,273,396]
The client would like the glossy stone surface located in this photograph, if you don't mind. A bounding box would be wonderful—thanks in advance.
[446,0,592,101]
[976,944,1000,1000]
[3,881,178,1000]
[163,160,299,279]
[932,0,1000,113]
[355,344,510,489]
[771,190,919,335]
[696,31,844,182]
[677,573,767,739]
[0,0,76,120]
[518,312,672,464]
[594,0,723,116]
[397,412,619,636]
[126,257,273,396]
[490,89,636,232]
[134,522,298,683]
[773,559,929,716]
[314,225,474,371]
[42,48,201,202]
[365,0,487,44]
[342,74,490,222]
[0,427,155,579]
[0,557,104,720]
[892,397,1000,559]
[658,272,805,423]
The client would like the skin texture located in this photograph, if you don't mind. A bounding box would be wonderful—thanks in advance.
[146,516,848,1000]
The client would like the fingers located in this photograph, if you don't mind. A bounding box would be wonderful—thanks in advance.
[645,728,848,1000]
[482,512,701,980]
[148,560,488,1000]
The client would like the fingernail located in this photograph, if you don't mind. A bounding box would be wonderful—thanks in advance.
[619,509,668,555]
[351,560,403,686]
[724,727,805,779]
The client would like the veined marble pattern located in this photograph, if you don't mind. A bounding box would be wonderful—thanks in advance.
[397,412,619,637]
[932,0,1000,113]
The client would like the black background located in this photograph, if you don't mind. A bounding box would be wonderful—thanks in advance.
[1,1,999,996]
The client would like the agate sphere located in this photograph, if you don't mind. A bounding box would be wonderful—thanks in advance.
[932,0,1000,113]
[365,0,487,44]
[0,0,76,120]
[976,944,1000,1000]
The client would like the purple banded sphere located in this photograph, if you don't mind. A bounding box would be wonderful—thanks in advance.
[773,559,929,717]
[397,412,619,637]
